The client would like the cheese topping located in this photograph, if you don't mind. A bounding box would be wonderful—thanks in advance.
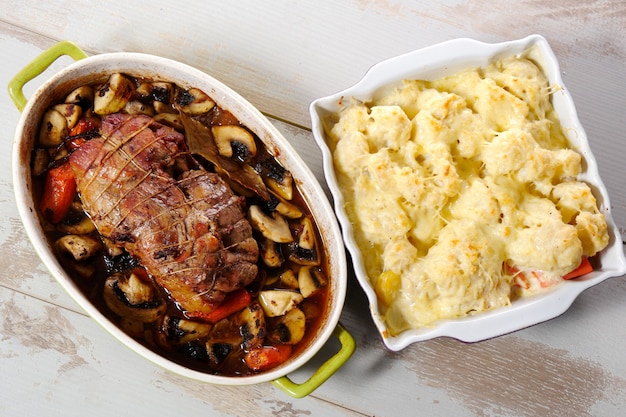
[326,52,609,334]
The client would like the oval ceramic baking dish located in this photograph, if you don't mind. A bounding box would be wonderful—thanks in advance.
[10,41,355,398]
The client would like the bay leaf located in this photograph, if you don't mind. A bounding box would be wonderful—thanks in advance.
[180,111,269,200]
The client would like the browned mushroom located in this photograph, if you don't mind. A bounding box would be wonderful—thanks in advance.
[298,266,327,298]
[249,205,293,243]
[259,238,285,268]
[39,108,68,148]
[103,270,166,323]
[258,289,303,317]
[177,87,215,115]
[268,307,306,345]
[212,125,257,162]
[238,302,266,349]
[55,234,101,261]
[93,73,135,115]
[161,315,212,345]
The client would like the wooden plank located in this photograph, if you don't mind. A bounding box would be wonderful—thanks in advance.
[2,2,625,236]
[0,287,365,417]
[1,2,626,416]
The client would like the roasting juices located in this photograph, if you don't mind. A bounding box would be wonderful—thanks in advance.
[33,73,330,376]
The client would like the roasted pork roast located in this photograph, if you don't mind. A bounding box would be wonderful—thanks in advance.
[69,113,259,317]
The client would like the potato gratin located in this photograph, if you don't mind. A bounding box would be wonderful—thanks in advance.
[326,52,609,334]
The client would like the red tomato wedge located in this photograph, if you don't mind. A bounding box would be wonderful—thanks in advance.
[244,344,293,372]
[40,163,77,224]
[188,288,252,323]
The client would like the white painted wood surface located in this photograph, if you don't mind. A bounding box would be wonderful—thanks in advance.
[1,1,625,416]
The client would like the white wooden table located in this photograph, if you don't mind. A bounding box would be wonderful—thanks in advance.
[1,1,625,416]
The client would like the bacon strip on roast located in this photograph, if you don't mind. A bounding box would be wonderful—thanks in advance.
[69,113,259,317]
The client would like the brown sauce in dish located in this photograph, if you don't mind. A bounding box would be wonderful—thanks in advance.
[32,73,330,377]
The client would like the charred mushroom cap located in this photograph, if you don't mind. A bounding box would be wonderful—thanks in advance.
[39,108,68,148]
[55,234,102,262]
[153,112,183,131]
[287,242,320,266]
[53,103,82,130]
[205,318,244,367]
[298,266,328,298]
[93,73,135,115]
[104,270,166,323]
[162,315,212,345]
[296,216,316,250]
[259,237,285,268]
[268,307,306,345]
[255,154,294,201]
[56,215,96,235]
[237,301,266,349]
[248,205,293,243]
[212,125,257,162]
[65,85,94,110]
[176,87,216,115]
[147,82,174,113]
[123,100,155,116]
[258,289,303,317]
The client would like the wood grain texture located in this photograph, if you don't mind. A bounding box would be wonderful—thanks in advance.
[1,1,625,416]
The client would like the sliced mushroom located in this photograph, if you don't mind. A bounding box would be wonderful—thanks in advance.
[162,315,212,345]
[258,290,303,317]
[55,234,102,261]
[268,307,306,345]
[266,173,294,201]
[238,302,266,349]
[53,103,82,130]
[277,269,299,290]
[288,243,320,266]
[176,87,215,115]
[259,237,284,268]
[65,85,94,110]
[297,216,317,250]
[103,270,166,323]
[298,266,327,298]
[150,82,174,113]
[248,205,293,243]
[255,155,294,200]
[206,342,235,367]
[57,215,96,235]
[39,108,68,148]
[205,318,242,366]
[272,195,303,219]
[153,113,183,131]
[134,82,153,100]
[124,100,155,116]
[32,148,50,177]
[101,236,125,258]
[93,73,135,115]
[212,125,257,162]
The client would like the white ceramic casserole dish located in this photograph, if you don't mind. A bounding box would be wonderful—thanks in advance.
[10,41,354,397]
[310,34,626,351]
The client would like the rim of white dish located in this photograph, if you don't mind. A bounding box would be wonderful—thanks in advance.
[309,34,626,351]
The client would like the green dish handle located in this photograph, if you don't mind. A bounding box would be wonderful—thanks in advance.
[8,40,88,112]
[271,322,355,398]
